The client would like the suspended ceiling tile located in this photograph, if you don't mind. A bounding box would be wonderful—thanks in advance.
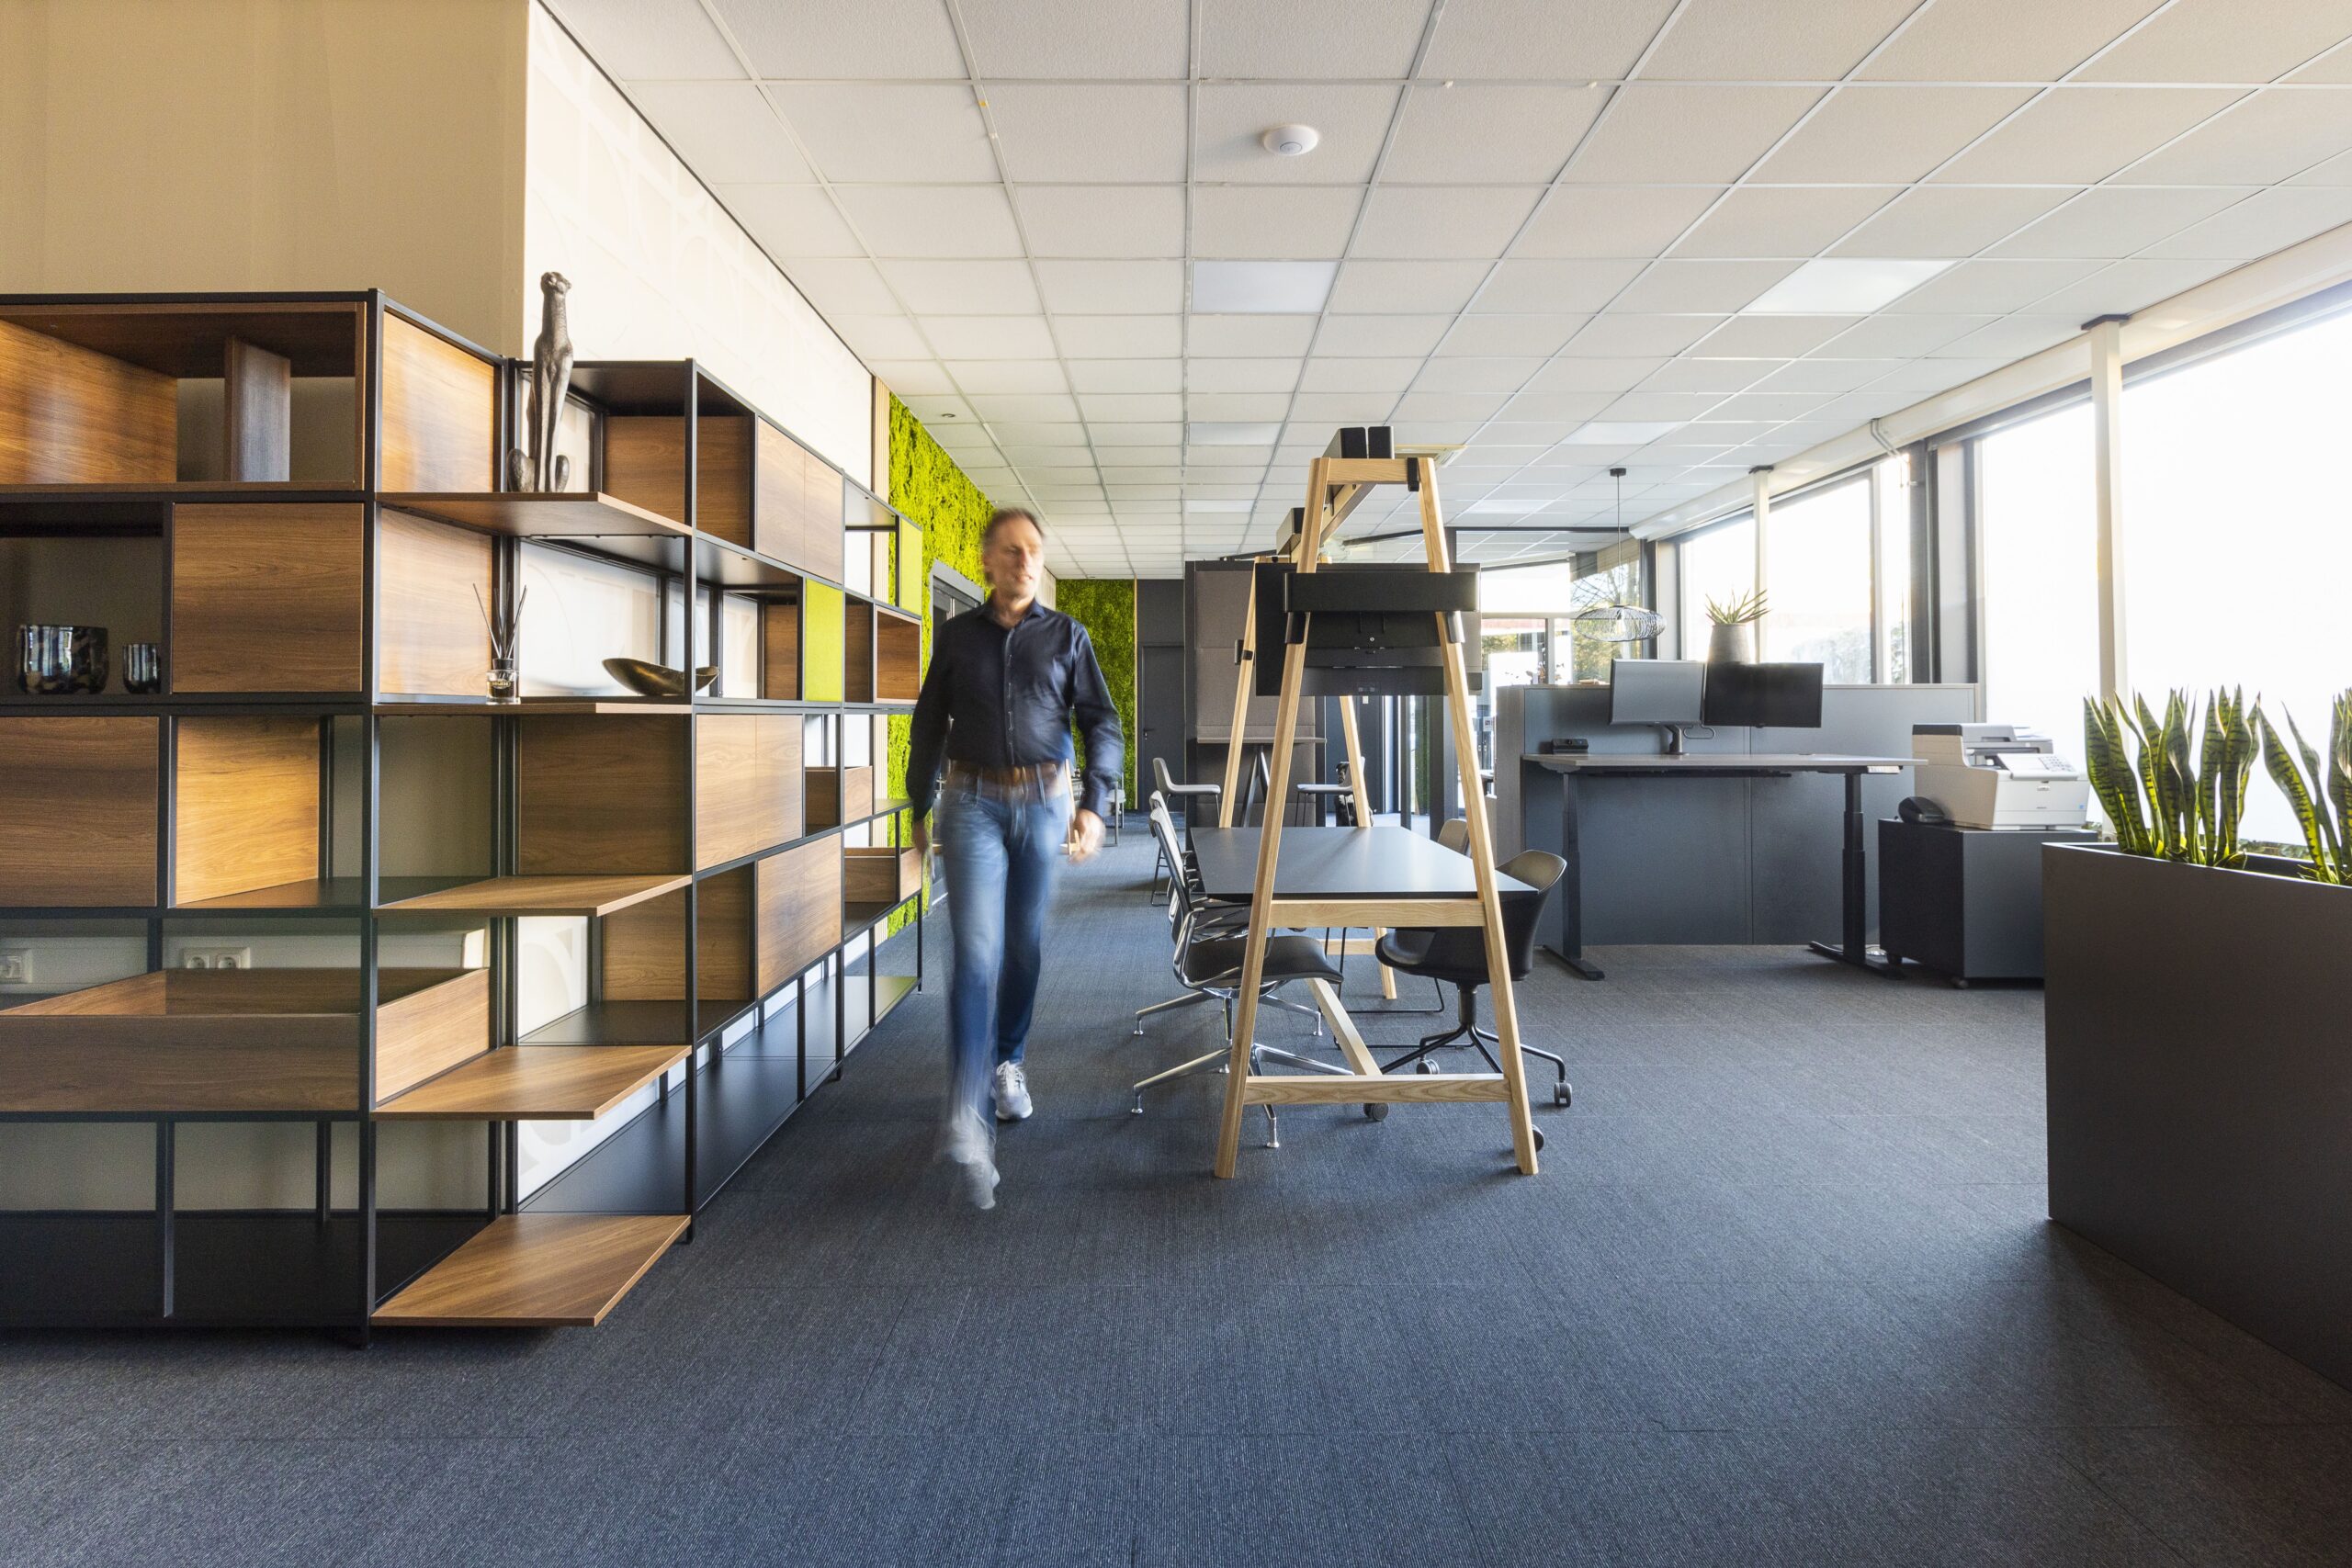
[1384,85,1609,184]
[548,0,744,78]
[1089,421,1186,443]
[1001,446,1094,465]
[1079,392,1187,422]
[721,0,963,74]
[1186,392,1293,420]
[956,0,1190,78]
[1473,258,1647,312]
[1299,357,1423,392]
[1197,0,1431,77]
[1637,358,1780,395]
[781,257,900,315]
[1691,313,1859,356]
[1516,186,1724,259]
[1013,186,1187,259]
[1828,185,2077,258]
[1746,358,1908,395]
[630,83,815,184]
[835,186,1024,258]
[917,315,1057,357]
[1926,316,2082,358]
[1669,186,1903,260]
[1987,186,2252,259]
[1565,85,1823,185]
[830,314,933,359]
[948,361,1071,395]
[1562,314,1728,355]
[1053,316,1184,358]
[1611,258,1800,313]
[1815,313,1995,356]
[1290,390,1403,423]
[987,85,1189,183]
[1495,391,1616,423]
[1187,359,1305,393]
[766,84,996,183]
[2075,0,2352,84]
[1352,186,1546,260]
[1193,83,1402,185]
[1189,314,1321,356]
[1599,390,1733,421]
[1930,87,2245,185]
[869,359,956,396]
[1068,360,1183,394]
[1035,259,1185,314]
[1885,257,2106,312]
[1856,0,2163,83]
[1191,186,1365,260]
[1525,356,1664,392]
[903,394,976,423]
[1419,0,1672,77]
[1412,357,1545,394]
[1326,260,1495,313]
[2112,90,2352,186]
[1435,314,1593,356]
[1863,356,2010,392]
[991,421,1090,445]
[2140,186,2352,259]
[2024,258,2235,317]
[724,185,862,257]
[1756,86,2039,185]
[1314,314,1455,356]
[1641,0,1920,80]
[879,259,1041,314]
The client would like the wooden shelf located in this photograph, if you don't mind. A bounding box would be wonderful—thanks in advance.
[370,1213,689,1328]
[382,491,685,538]
[521,998,749,1048]
[172,874,470,913]
[378,874,688,918]
[374,1044,686,1120]
[375,698,690,716]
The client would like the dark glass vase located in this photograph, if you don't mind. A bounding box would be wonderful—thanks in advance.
[17,624,107,694]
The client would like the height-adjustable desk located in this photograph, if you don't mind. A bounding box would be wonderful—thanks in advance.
[1520,752,1911,980]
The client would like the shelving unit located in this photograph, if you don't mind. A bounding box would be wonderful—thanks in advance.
[0,293,927,1336]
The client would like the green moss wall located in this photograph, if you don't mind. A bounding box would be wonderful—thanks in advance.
[1054,578,1137,804]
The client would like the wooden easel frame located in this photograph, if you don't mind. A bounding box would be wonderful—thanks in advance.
[1212,456,1540,1178]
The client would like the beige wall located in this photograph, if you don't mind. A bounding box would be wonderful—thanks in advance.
[0,0,530,353]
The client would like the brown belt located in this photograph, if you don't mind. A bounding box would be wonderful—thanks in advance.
[945,760,1065,789]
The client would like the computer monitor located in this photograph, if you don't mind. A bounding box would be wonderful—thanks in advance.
[1610,659,1705,752]
[1702,661,1825,728]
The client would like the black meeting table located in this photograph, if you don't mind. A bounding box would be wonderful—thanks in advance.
[1188,825,1534,905]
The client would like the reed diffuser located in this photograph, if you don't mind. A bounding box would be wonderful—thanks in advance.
[475,584,526,705]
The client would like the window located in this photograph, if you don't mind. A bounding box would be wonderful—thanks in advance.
[1877,457,1913,683]
[1678,514,1754,660]
[1565,548,1645,683]
[2121,307,2352,844]
[1761,476,1873,681]
[1976,401,2099,761]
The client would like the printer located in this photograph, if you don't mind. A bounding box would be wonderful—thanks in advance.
[1912,724,2090,829]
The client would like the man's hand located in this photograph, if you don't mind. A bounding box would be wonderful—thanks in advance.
[912,816,930,861]
[1067,807,1104,864]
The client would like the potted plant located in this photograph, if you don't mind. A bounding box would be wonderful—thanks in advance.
[2046,686,2352,1389]
[1702,588,1767,664]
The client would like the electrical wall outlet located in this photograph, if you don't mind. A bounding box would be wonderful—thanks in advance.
[0,943,31,986]
[182,946,254,972]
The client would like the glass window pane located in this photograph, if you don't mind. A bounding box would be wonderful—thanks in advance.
[1679,515,1754,660]
[1979,402,2098,757]
[1477,558,1577,614]
[1762,477,1873,681]
[1878,457,1912,683]
[2122,309,2352,847]
[1565,555,1645,682]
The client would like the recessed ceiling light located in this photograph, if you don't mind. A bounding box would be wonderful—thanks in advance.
[1566,421,1681,445]
[1188,421,1283,445]
[1745,258,1955,315]
[1191,260,1337,314]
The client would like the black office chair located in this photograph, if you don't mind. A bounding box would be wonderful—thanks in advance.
[1374,848,1574,1117]
[1132,802,1351,1143]
[1236,750,1273,827]
[1435,817,1471,855]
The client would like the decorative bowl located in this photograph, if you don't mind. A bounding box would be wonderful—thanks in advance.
[122,642,163,694]
[603,657,718,698]
[17,625,107,694]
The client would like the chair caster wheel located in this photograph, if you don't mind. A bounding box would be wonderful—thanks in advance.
[1415,1059,1434,1074]
[1129,1102,1143,1115]
[1364,1102,1387,1122]
[1553,1082,1572,1107]
[1531,1125,1545,1152]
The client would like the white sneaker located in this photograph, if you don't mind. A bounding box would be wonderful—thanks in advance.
[940,1111,999,1210]
[993,1061,1034,1122]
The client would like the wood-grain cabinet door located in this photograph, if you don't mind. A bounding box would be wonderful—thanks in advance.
[170,504,365,693]
[757,837,840,993]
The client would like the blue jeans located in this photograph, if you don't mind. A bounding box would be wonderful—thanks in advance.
[936,774,1069,1127]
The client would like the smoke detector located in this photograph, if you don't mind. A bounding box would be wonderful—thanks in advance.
[1261,124,1319,157]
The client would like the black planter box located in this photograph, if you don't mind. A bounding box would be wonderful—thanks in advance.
[2044,842,2352,1388]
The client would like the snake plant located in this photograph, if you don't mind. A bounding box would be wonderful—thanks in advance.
[2081,688,2259,867]
[2255,690,2350,885]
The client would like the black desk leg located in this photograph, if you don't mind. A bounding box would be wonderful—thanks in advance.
[1808,772,1900,976]
[1550,773,1605,981]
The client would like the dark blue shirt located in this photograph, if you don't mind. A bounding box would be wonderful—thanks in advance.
[905,599,1124,821]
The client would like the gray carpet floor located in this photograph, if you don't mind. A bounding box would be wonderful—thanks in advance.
[5,830,2350,1566]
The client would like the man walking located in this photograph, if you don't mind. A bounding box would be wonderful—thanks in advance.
[905,507,1123,1208]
